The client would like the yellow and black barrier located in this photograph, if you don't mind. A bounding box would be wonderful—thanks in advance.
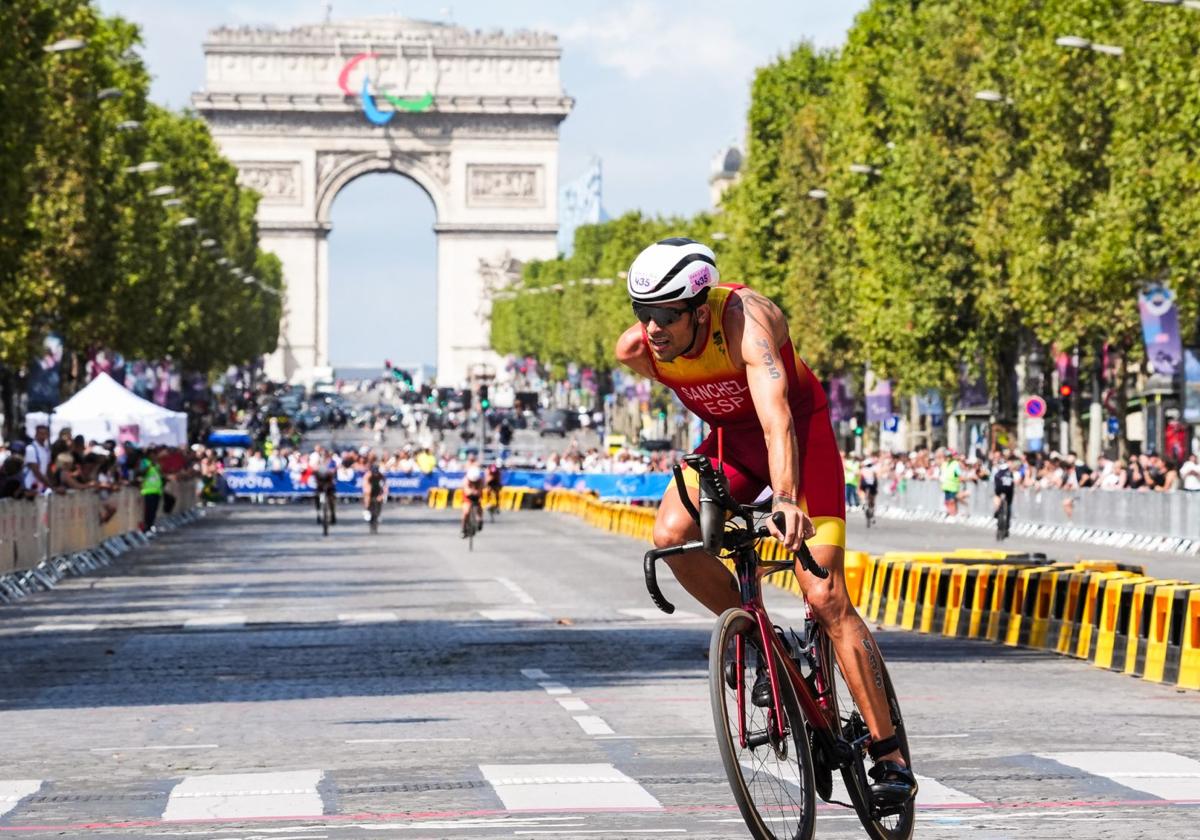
[542,488,1197,692]
[427,486,544,511]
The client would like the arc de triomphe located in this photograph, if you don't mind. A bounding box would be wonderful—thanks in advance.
[193,17,572,384]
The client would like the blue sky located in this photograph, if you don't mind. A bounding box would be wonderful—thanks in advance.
[97,0,868,367]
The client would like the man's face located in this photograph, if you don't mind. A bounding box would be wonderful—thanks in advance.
[640,303,702,362]
[35,426,48,444]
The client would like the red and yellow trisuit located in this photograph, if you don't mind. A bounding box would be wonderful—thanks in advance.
[643,284,846,549]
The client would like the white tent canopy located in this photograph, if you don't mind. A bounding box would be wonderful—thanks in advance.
[25,373,188,447]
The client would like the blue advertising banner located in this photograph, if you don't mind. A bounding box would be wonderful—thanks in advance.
[1139,284,1184,378]
[865,378,893,423]
[1185,347,1200,424]
[222,469,673,501]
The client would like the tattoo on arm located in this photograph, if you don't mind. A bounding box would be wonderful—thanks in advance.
[755,337,782,380]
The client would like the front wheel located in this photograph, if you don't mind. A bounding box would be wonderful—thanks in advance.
[819,631,915,840]
[710,608,816,840]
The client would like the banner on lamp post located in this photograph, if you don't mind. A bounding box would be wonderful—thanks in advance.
[1138,283,1183,378]
[1185,348,1200,424]
[865,376,893,423]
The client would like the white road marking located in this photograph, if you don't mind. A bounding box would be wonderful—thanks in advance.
[496,577,537,605]
[337,611,399,623]
[89,744,217,753]
[521,668,550,680]
[913,773,983,805]
[619,608,706,623]
[162,770,324,821]
[480,609,548,621]
[594,734,712,741]
[183,614,246,629]
[1038,751,1200,800]
[537,681,571,696]
[479,763,662,811]
[573,715,615,736]
[0,781,42,818]
[33,623,97,632]
[557,698,590,712]
[345,738,470,744]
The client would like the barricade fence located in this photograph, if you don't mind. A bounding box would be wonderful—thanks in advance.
[0,479,200,603]
[880,481,1200,553]
[426,486,543,512]
[543,488,1199,692]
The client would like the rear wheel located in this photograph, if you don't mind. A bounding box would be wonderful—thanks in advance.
[819,631,915,840]
[710,608,816,840]
[321,496,329,537]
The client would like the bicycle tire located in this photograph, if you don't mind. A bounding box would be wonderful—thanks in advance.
[321,496,329,537]
[818,630,915,840]
[997,498,1010,541]
[369,501,380,534]
[710,608,816,840]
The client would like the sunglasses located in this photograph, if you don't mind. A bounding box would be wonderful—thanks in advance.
[632,302,692,327]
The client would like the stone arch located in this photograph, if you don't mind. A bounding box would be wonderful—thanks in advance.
[314,150,448,226]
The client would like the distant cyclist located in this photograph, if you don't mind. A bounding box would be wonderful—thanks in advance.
[859,457,879,524]
[993,455,1015,537]
[485,462,503,515]
[363,463,387,529]
[460,454,486,538]
[308,448,338,526]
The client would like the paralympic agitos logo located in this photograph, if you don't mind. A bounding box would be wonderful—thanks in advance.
[337,52,433,126]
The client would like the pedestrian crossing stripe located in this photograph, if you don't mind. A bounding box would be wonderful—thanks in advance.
[0,780,42,818]
[479,763,662,810]
[1037,751,1200,801]
[162,770,324,821]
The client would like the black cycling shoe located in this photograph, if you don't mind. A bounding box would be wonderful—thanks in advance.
[751,666,773,707]
[868,760,918,807]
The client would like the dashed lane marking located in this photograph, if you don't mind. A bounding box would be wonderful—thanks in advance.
[479,764,662,811]
[521,668,550,680]
[557,698,590,712]
[573,716,615,736]
[182,614,246,630]
[0,782,42,818]
[89,744,217,753]
[32,623,97,633]
[1037,751,1200,800]
[537,681,572,696]
[162,770,324,821]
[479,609,548,621]
[337,611,399,623]
[496,577,537,605]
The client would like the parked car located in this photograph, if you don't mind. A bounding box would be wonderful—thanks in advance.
[539,409,580,437]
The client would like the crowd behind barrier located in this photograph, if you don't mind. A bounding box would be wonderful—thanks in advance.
[543,488,1200,692]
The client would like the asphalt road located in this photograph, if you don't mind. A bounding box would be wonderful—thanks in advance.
[0,504,1197,839]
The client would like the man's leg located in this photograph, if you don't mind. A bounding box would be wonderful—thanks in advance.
[652,480,740,615]
[795,545,903,765]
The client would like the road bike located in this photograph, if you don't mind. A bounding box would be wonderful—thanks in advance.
[463,495,484,551]
[367,497,382,534]
[317,488,332,537]
[863,487,876,529]
[485,486,501,522]
[995,494,1011,541]
[644,455,915,840]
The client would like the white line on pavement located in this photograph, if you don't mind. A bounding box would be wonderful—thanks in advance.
[162,770,324,821]
[337,611,399,623]
[618,608,706,623]
[480,609,548,621]
[1038,751,1200,800]
[573,716,615,736]
[183,615,246,629]
[0,781,42,818]
[33,623,97,632]
[557,698,590,712]
[479,763,662,811]
[913,773,983,805]
[594,734,712,740]
[537,681,572,696]
[344,738,470,744]
[496,577,537,605]
[89,744,218,753]
[521,668,550,680]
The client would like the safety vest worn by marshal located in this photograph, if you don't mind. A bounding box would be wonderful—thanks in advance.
[644,284,827,430]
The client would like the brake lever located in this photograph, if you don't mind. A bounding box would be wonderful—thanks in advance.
[763,511,830,579]
[672,463,701,525]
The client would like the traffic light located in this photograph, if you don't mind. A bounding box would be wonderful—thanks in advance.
[852,414,864,437]
[1058,383,1072,399]
[479,384,490,409]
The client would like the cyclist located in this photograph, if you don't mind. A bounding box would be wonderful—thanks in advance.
[362,463,387,526]
[859,456,879,522]
[993,454,1015,533]
[614,237,916,806]
[485,461,503,516]
[460,454,486,538]
[307,448,337,526]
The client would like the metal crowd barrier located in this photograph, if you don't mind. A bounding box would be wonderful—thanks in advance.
[544,487,1200,692]
[879,481,1200,552]
[0,478,201,604]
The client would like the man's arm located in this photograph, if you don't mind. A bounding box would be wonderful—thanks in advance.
[614,324,657,379]
[729,289,813,551]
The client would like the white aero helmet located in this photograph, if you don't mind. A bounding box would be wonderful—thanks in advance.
[626,237,720,304]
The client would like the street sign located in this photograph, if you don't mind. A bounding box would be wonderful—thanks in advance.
[1024,396,1047,419]
[1107,417,1119,436]
[882,415,900,433]
[1025,417,1045,439]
